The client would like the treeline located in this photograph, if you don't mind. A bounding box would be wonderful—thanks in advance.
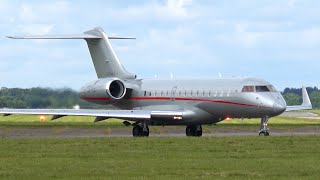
[0,86,319,109]
[0,87,107,109]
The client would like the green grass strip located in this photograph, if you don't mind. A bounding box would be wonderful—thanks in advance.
[0,136,319,179]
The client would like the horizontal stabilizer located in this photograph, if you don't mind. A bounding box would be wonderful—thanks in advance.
[6,35,135,40]
[6,34,102,39]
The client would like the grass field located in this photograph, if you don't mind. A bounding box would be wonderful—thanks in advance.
[0,136,319,179]
[0,112,319,179]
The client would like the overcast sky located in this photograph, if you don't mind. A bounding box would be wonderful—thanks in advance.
[0,0,319,90]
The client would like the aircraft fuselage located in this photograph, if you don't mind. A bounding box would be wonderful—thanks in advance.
[80,77,287,125]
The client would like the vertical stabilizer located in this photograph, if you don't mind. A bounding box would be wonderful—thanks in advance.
[84,27,136,79]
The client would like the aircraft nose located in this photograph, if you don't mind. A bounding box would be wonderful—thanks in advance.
[273,102,286,115]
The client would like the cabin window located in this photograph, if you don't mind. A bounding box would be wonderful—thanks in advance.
[256,86,270,92]
[154,91,157,96]
[144,91,146,96]
[185,91,187,97]
[208,90,211,97]
[242,86,254,92]
[149,92,152,96]
[178,91,181,96]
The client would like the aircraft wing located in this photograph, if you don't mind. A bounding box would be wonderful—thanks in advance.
[286,87,312,111]
[0,109,185,122]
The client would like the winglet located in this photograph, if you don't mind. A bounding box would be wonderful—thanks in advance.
[301,86,312,107]
[286,86,312,111]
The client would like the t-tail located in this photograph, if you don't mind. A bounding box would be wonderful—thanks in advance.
[7,27,136,79]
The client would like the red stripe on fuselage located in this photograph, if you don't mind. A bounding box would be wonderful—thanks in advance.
[82,97,112,101]
[82,96,271,109]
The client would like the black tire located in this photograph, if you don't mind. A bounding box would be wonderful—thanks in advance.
[259,131,269,136]
[186,125,202,137]
[265,131,270,136]
[133,125,143,137]
[186,126,194,136]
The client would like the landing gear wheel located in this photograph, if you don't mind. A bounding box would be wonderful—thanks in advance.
[143,126,149,137]
[186,126,194,136]
[186,125,202,137]
[258,116,270,136]
[195,125,202,137]
[133,125,143,137]
[132,124,149,137]
[259,131,270,136]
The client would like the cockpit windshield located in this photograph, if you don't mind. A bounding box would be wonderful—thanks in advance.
[241,85,277,92]
[255,86,270,92]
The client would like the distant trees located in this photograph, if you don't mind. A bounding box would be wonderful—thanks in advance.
[0,87,108,109]
[0,86,319,109]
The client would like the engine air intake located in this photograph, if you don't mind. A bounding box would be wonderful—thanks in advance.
[107,80,126,99]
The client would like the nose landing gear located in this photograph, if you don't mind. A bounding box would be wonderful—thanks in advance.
[259,116,270,136]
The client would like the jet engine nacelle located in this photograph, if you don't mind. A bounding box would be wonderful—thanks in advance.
[80,78,127,104]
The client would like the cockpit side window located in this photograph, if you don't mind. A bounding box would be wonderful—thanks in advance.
[267,85,277,92]
[256,86,270,92]
[242,86,254,92]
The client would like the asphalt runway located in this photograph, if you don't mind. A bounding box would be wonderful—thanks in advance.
[281,111,319,118]
[0,126,319,138]
[0,111,319,138]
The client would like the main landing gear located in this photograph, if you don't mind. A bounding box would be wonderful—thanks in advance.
[132,122,149,137]
[259,116,270,136]
[186,125,202,137]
